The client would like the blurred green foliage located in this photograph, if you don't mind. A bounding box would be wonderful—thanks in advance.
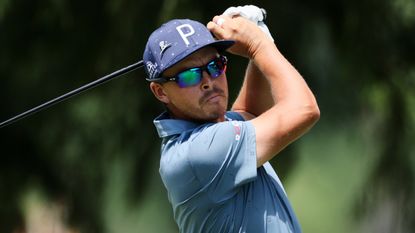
[0,0,414,232]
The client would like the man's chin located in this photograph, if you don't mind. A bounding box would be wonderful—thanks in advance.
[204,108,227,122]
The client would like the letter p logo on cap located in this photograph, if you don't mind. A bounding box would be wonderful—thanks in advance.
[176,24,195,46]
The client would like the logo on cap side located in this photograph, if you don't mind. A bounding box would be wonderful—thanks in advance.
[159,41,171,58]
[146,61,159,79]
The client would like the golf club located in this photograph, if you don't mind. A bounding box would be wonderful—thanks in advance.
[0,60,144,129]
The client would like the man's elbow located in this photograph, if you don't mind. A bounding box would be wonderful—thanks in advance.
[302,103,320,127]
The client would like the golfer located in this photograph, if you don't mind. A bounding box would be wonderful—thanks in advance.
[143,7,319,233]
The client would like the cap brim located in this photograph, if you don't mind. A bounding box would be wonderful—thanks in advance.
[209,39,235,53]
[147,39,235,82]
[171,39,235,68]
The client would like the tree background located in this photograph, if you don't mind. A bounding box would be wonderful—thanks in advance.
[0,0,414,232]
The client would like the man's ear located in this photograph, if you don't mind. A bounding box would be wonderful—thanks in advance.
[150,82,170,104]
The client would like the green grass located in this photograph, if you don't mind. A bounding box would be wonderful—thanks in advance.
[102,157,177,233]
[286,123,376,233]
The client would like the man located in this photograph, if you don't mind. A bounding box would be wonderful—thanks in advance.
[143,7,320,233]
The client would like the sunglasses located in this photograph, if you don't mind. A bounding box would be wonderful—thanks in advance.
[159,55,228,88]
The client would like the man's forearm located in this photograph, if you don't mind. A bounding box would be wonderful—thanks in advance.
[253,41,316,108]
[232,60,274,116]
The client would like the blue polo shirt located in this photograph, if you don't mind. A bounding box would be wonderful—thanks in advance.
[154,111,302,233]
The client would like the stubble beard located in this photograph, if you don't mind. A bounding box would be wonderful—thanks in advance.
[202,86,227,120]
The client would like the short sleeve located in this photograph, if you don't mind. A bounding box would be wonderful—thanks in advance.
[186,120,257,203]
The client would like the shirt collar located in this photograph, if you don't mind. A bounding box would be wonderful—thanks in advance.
[153,111,201,138]
[153,111,236,138]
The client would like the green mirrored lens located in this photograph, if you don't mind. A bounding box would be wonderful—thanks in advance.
[177,68,201,87]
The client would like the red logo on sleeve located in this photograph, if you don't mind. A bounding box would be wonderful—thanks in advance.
[231,121,241,141]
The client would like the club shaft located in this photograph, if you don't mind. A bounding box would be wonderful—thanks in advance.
[0,60,144,129]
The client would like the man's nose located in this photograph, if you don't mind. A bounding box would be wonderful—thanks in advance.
[200,71,213,90]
